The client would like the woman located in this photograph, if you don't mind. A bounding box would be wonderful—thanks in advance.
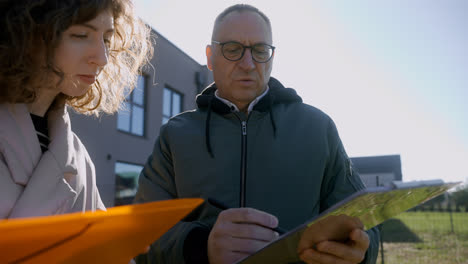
[0,0,152,218]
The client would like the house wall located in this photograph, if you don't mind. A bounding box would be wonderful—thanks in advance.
[70,29,213,207]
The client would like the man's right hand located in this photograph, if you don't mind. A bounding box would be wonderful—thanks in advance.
[207,207,280,264]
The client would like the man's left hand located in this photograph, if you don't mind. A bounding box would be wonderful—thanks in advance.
[299,228,369,264]
[297,214,369,264]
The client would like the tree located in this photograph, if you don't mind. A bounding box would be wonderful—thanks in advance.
[421,192,446,211]
[452,185,468,211]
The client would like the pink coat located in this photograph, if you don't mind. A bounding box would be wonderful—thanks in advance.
[0,103,105,218]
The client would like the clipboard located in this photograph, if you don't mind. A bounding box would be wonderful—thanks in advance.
[237,180,460,263]
[0,198,203,264]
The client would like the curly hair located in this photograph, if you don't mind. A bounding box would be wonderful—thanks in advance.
[0,0,153,116]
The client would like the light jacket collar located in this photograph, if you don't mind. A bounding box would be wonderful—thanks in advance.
[214,85,270,114]
[0,104,42,184]
[47,105,78,177]
[0,103,77,185]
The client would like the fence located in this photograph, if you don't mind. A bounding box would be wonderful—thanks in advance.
[376,210,468,264]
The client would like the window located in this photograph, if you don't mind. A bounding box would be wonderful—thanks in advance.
[162,87,182,124]
[117,75,146,136]
[114,161,143,205]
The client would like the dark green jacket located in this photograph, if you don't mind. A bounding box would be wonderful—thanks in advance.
[134,77,379,263]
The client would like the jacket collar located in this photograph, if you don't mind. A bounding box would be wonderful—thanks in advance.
[0,104,42,184]
[194,77,302,158]
[214,85,270,114]
[0,103,77,185]
[196,76,302,115]
[47,104,79,178]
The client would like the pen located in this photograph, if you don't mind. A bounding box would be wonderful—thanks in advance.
[208,198,287,235]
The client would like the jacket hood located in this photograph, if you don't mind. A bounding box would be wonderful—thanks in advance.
[195,77,302,115]
[194,77,302,158]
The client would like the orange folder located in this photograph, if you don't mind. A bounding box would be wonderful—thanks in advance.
[0,198,204,264]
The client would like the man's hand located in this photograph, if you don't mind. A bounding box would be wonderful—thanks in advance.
[297,215,369,264]
[207,208,280,264]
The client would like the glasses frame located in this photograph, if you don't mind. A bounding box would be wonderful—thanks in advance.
[212,40,275,63]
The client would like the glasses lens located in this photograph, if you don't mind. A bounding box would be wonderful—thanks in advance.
[252,44,273,62]
[222,42,243,60]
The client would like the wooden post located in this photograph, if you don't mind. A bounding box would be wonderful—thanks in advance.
[379,224,385,264]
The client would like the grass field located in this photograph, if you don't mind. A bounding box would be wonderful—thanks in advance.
[376,212,468,264]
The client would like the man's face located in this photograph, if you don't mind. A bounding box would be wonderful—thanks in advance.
[206,11,274,110]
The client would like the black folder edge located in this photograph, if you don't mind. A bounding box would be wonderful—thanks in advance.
[237,181,461,263]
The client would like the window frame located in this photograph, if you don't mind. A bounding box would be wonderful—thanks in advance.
[162,86,183,124]
[114,160,144,206]
[117,75,148,137]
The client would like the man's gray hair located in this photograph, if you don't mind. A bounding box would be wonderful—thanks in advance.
[211,4,272,41]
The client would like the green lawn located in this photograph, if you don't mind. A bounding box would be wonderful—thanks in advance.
[396,212,468,234]
[376,212,468,264]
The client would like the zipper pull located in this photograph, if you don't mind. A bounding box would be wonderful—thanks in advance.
[242,121,247,135]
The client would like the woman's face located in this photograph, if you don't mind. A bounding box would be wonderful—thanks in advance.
[53,10,114,97]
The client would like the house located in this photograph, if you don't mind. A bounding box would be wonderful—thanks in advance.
[70,29,213,206]
[350,154,403,188]
[70,28,402,206]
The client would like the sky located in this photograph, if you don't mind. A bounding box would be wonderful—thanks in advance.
[135,0,468,185]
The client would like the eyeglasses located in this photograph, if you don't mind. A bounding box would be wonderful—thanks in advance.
[212,41,275,63]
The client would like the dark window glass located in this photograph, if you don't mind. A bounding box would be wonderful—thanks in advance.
[117,75,146,136]
[131,105,144,135]
[162,87,183,124]
[114,161,143,205]
[117,101,131,131]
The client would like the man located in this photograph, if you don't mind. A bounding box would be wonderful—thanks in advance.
[135,4,379,264]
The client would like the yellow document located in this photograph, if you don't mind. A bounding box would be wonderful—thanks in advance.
[0,198,203,264]
[238,181,459,263]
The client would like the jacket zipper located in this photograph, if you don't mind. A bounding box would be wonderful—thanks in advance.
[240,120,247,207]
